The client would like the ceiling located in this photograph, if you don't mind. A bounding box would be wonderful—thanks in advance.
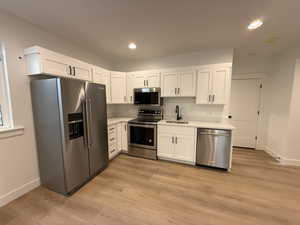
[1,0,300,64]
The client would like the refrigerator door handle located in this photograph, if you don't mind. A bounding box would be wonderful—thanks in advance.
[82,100,89,148]
[87,98,93,148]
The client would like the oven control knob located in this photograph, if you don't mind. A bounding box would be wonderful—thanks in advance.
[149,139,152,143]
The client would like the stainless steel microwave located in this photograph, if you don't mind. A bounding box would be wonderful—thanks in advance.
[133,87,162,106]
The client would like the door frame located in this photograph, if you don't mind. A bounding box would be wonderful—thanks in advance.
[230,73,267,150]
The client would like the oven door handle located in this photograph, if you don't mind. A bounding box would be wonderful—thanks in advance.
[128,123,156,129]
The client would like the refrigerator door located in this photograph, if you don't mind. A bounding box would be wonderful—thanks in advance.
[85,83,109,176]
[59,78,90,193]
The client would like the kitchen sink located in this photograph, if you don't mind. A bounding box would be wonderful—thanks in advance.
[166,120,189,124]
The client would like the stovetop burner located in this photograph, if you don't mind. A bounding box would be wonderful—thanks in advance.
[129,107,163,125]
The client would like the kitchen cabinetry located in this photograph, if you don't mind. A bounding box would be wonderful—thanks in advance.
[132,72,160,88]
[110,71,127,104]
[108,125,118,160]
[161,70,196,97]
[157,125,196,164]
[196,65,231,105]
[93,67,111,103]
[121,122,128,152]
[126,73,135,104]
[24,46,92,81]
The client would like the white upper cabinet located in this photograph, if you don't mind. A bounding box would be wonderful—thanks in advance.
[126,73,135,104]
[93,67,111,103]
[144,72,160,87]
[196,64,231,105]
[161,71,178,97]
[131,72,160,88]
[24,46,92,81]
[110,71,127,104]
[161,70,196,97]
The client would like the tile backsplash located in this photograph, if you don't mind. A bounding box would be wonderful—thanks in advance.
[108,97,226,122]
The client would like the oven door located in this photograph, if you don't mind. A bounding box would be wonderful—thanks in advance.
[128,123,157,150]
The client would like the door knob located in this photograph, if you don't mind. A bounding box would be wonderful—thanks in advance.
[228,115,232,119]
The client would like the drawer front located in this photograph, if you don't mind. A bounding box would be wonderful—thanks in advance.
[158,125,195,136]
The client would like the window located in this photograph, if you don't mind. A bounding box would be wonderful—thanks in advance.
[0,43,13,129]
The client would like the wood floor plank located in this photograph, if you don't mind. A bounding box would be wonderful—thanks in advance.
[1,148,300,225]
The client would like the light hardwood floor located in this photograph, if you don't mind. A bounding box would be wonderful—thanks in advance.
[1,148,300,225]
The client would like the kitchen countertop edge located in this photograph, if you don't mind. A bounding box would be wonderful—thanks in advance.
[158,120,235,130]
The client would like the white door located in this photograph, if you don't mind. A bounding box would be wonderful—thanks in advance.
[157,133,174,158]
[133,74,146,88]
[117,123,122,153]
[179,70,196,97]
[93,68,111,103]
[145,73,160,87]
[73,61,92,81]
[229,79,261,148]
[161,72,178,97]
[121,122,128,152]
[173,135,195,163]
[110,72,126,104]
[196,69,211,104]
[42,52,70,77]
[211,68,228,104]
[126,74,135,103]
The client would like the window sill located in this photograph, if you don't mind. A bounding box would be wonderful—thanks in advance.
[0,126,25,139]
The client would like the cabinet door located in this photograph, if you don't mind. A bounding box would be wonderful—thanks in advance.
[121,122,128,152]
[126,74,135,103]
[110,72,127,104]
[133,74,146,88]
[41,51,70,77]
[157,133,174,158]
[117,123,122,153]
[93,68,111,103]
[161,72,178,97]
[173,135,196,163]
[145,73,160,87]
[72,60,92,81]
[211,67,228,105]
[196,69,211,104]
[179,70,196,97]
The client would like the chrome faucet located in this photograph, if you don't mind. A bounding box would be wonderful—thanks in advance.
[175,105,182,121]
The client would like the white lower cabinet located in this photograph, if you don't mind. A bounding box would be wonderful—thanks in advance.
[108,125,118,160]
[121,122,128,152]
[157,125,196,164]
[108,122,128,160]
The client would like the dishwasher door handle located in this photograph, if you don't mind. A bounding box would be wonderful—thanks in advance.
[198,132,229,137]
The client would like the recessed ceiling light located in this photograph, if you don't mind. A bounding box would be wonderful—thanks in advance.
[248,20,263,30]
[128,42,137,50]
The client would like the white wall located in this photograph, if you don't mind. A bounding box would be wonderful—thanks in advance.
[0,10,112,206]
[114,48,234,72]
[285,59,300,163]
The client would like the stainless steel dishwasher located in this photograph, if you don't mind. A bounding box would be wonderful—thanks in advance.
[196,128,232,170]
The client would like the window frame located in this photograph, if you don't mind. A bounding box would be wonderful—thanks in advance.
[0,43,14,129]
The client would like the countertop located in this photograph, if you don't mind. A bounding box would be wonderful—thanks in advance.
[158,120,235,130]
[107,117,134,126]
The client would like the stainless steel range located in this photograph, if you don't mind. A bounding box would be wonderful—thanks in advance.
[128,108,163,160]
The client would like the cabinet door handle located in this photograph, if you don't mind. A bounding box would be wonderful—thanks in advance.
[172,136,174,143]
[175,136,177,144]
[147,80,149,87]
[124,124,127,131]
[144,80,146,86]
[178,88,180,95]
[130,96,133,103]
[68,66,72,75]
[212,94,215,102]
[73,66,76,76]
[175,88,177,95]
[208,95,211,103]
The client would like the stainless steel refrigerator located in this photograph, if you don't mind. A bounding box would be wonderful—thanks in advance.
[31,78,108,195]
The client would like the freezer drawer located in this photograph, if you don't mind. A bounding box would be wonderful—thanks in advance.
[196,128,231,169]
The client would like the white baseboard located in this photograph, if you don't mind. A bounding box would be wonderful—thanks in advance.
[264,146,300,166]
[0,178,40,207]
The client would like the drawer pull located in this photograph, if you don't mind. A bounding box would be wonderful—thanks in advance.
[110,138,115,141]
